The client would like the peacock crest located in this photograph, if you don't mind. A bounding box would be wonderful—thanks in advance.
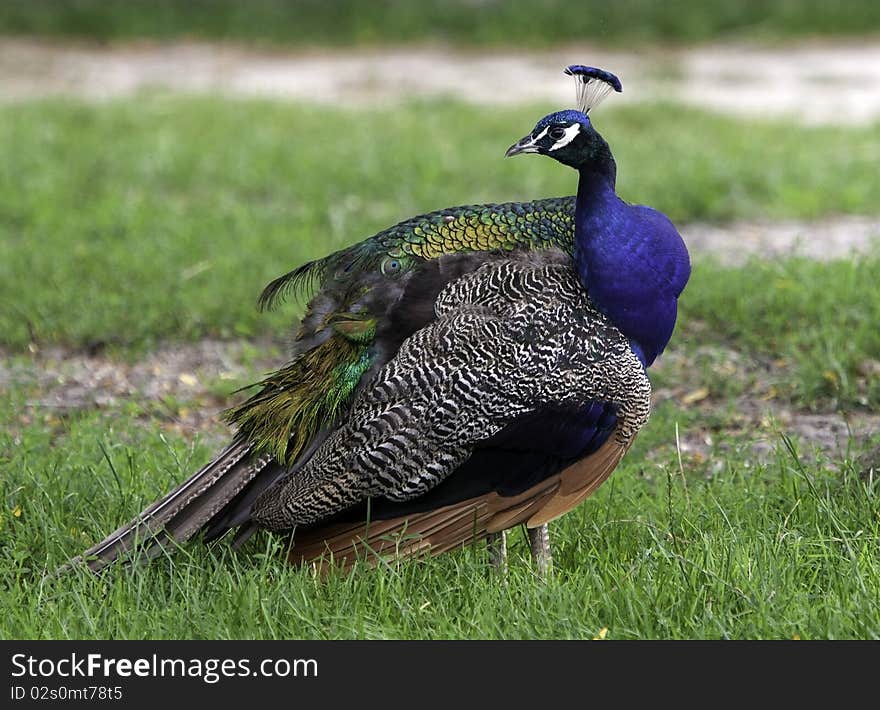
[564,65,623,114]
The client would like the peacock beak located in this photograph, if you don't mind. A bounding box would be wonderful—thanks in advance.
[505,135,539,157]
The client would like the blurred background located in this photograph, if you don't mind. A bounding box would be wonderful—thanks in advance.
[1,0,878,46]
[2,1,880,640]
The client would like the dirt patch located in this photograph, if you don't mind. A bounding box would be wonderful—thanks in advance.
[651,345,880,467]
[4,338,878,463]
[669,399,879,469]
[2,338,283,444]
[682,216,880,266]
[3,38,880,125]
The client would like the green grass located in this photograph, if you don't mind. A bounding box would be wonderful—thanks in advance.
[1,0,879,47]
[2,381,878,639]
[2,96,879,639]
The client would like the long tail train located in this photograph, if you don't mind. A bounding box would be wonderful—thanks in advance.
[67,441,279,572]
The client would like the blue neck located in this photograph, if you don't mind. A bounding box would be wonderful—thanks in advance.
[573,166,689,367]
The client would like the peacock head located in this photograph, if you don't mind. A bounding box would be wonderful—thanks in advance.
[505,65,621,171]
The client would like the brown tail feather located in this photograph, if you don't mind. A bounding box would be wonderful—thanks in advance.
[485,489,555,534]
[67,440,275,573]
[287,431,628,569]
[526,438,628,527]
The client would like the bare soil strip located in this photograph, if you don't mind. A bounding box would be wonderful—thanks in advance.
[652,347,880,467]
[3,38,880,125]
[5,337,878,464]
[3,339,281,444]
[682,217,879,265]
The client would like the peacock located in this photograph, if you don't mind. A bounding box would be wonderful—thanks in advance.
[70,66,690,575]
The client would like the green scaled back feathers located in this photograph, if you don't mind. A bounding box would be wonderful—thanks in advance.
[259,197,576,310]
[227,196,577,463]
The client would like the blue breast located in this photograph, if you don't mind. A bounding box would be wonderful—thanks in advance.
[574,172,690,367]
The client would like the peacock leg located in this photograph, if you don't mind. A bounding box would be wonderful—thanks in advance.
[527,524,552,578]
[486,531,508,575]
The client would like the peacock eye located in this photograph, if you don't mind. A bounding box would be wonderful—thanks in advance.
[548,126,567,141]
[380,257,402,276]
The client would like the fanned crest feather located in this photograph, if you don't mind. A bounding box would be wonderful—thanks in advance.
[258,243,379,310]
[564,65,622,114]
[257,258,326,311]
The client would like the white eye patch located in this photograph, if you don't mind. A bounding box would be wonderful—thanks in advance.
[549,123,581,151]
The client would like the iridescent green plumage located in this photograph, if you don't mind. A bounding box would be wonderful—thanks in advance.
[385,196,575,259]
[225,332,373,463]
[226,282,379,462]
[258,196,576,310]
